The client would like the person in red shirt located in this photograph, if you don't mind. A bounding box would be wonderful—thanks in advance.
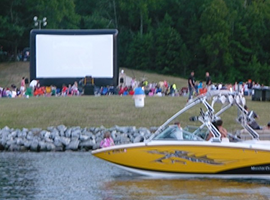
[61,84,68,96]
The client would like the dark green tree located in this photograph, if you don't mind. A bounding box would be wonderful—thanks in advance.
[200,0,232,82]
[154,13,190,76]
[126,32,154,71]
[0,0,79,60]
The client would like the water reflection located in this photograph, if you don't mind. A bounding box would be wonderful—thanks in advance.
[0,152,270,200]
[102,175,270,200]
[0,153,38,199]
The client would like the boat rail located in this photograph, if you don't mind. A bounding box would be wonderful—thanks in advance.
[146,90,260,144]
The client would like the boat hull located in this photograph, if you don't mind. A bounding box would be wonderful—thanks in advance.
[92,141,270,178]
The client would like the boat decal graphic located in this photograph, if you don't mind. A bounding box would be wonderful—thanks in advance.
[251,166,270,171]
[111,149,127,154]
[147,150,224,165]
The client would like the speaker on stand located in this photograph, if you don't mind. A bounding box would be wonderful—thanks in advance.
[84,84,94,95]
[83,76,95,95]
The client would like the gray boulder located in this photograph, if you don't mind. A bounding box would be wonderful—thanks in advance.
[44,131,51,138]
[2,126,10,131]
[31,128,42,135]
[26,132,34,140]
[6,139,16,146]
[22,128,29,132]
[95,131,103,139]
[79,139,94,150]
[47,126,55,132]
[8,144,20,151]
[114,125,129,133]
[66,138,79,150]
[57,125,67,132]
[120,133,130,144]
[30,140,39,151]
[59,129,65,137]
[10,131,17,138]
[21,130,28,138]
[71,126,81,131]
[110,131,117,139]
[50,129,59,139]
[127,133,134,143]
[83,131,94,138]
[134,135,144,143]
[60,137,70,146]
[65,128,72,138]
[54,136,63,146]
[17,131,24,138]
[46,143,55,151]
[149,126,158,133]
[39,130,47,138]
[92,143,100,150]
[71,129,81,138]
[1,130,9,139]
[23,140,31,149]
[39,141,47,151]
[45,137,53,143]
[16,138,25,146]
[79,135,90,141]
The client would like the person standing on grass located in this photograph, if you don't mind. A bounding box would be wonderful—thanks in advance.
[29,79,39,92]
[205,72,212,92]
[20,77,25,95]
[188,71,196,100]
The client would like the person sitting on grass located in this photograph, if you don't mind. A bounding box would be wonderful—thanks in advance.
[61,84,68,96]
[71,81,79,95]
[263,122,270,130]
[67,84,72,96]
[34,84,45,96]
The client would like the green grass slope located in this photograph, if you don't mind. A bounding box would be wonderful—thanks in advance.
[0,62,188,89]
[0,62,29,88]
[0,62,269,131]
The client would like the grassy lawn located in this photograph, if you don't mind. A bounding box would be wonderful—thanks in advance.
[0,62,29,88]
[122,68,188,89]
[0,95,269,132]
[0,95,187,129]
[0,62,269,131]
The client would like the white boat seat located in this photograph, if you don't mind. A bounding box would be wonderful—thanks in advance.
[222,138,230,142]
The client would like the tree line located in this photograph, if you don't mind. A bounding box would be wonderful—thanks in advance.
[0,0,269,84]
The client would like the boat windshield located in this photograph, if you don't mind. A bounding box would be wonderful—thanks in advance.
[153,125,204,141]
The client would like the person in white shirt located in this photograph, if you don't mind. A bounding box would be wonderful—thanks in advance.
[29,80,39,91]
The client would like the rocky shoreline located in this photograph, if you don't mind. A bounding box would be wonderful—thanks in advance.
[0,125,158,152]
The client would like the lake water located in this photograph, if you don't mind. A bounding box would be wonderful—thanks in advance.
[0,152,270,200]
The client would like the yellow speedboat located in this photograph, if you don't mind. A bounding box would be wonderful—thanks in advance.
[92,91,270,179]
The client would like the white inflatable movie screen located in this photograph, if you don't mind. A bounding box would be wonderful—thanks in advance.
[30,29,118,87]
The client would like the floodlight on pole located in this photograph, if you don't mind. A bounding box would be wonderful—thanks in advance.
[33,16,47,29]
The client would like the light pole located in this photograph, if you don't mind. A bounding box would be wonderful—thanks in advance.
[33,16,47,29]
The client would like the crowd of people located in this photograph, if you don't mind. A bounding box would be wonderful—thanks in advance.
[0,76,182,98]
[187,71,269,101]
[188,70,270,138]
[0,77,83,98]
[0,70,268,99]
